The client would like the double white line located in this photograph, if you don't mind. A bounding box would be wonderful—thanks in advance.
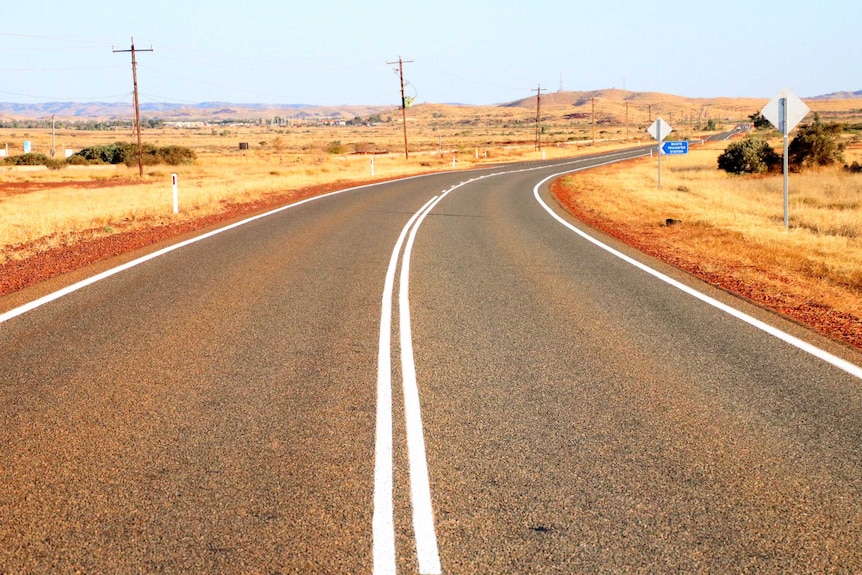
[373,189,455,575]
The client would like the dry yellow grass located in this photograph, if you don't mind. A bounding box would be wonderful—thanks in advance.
[0,120,640,264]
[554,141,862,335]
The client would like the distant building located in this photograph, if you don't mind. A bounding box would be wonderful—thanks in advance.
[164,121,207,129]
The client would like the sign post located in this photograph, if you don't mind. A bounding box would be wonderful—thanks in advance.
[761,88,810,228]
[647,118,673,189]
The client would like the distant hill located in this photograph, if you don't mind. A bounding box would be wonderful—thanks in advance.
[0,101,396,121]
[811,90,862,100]
[2,89,861,122]
[502,88,759,109]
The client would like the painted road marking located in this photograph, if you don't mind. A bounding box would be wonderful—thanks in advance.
[399,191,454,574]
[372,152,649,574]
[374,196,436,574]
[532,171,862,382]
[0,148,649,573]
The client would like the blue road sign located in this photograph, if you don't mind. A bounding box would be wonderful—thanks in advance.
[661,141,689,155]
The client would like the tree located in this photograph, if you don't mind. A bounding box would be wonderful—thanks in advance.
[717,137,781,175]
[788,114,845,171]
[748,111,772,130]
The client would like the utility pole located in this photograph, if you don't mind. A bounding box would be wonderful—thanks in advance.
[591,97,596,144]
[532,84,543,150]
[625,101,629,141]
[387,56,413,160]
[114,37,153,177]
[50,115,56,157]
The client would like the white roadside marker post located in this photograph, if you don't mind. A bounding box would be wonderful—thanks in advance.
[171,173,179,214]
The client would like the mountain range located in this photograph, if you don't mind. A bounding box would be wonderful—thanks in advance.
[0,91,858,122]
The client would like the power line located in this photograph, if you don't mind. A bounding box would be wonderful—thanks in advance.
[0,31,112,46]
[0,65,121,71]
[0,88,129,101]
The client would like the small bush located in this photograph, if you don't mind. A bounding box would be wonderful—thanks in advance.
[717,137,781,175]
[157,145,196,166]
[2,153,66,170]
[74,142,137,164]
[748,111,773,130]
[72,142,195,166]
[4,153,49,166]
[326,140,346,154]
[66,154,90,166]
[788,114,845,171]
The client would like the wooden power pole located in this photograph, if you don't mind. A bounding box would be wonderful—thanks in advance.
[114,37,153,177]
[533,84,543,150]
[625,101,629,141]
[388,56,413,160]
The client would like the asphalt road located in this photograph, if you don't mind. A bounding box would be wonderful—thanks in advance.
[1,148,860,574]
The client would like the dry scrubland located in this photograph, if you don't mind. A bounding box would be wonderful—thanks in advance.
[3,90,862,348]
[0,97,658,261]
[0,134,637,261]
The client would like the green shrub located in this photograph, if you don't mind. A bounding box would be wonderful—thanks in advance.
[748,111,772,130]
[4,153,50,166]
[717,137,781,175]
[66,154,90,166]
[788,114,845,171]
[72,142,195,166]
[74,142,137,164]
[326,140,346,154]
[2,153,66,170]
[157,145,196,165]
[127,144,160,167]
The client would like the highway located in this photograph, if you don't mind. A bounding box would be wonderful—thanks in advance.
[1,147,861,573]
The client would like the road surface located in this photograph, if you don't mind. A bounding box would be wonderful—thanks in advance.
[1,148,860,573]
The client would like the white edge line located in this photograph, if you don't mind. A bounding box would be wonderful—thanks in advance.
[0,174,440,326]
[532,169,862,382]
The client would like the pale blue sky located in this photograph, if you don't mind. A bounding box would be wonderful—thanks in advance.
[1,0,858,106]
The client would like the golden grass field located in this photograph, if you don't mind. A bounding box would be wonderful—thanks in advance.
[3,90,862,348]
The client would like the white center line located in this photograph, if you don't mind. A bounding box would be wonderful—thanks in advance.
[374,196,438,575]
[399,193,448,574]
